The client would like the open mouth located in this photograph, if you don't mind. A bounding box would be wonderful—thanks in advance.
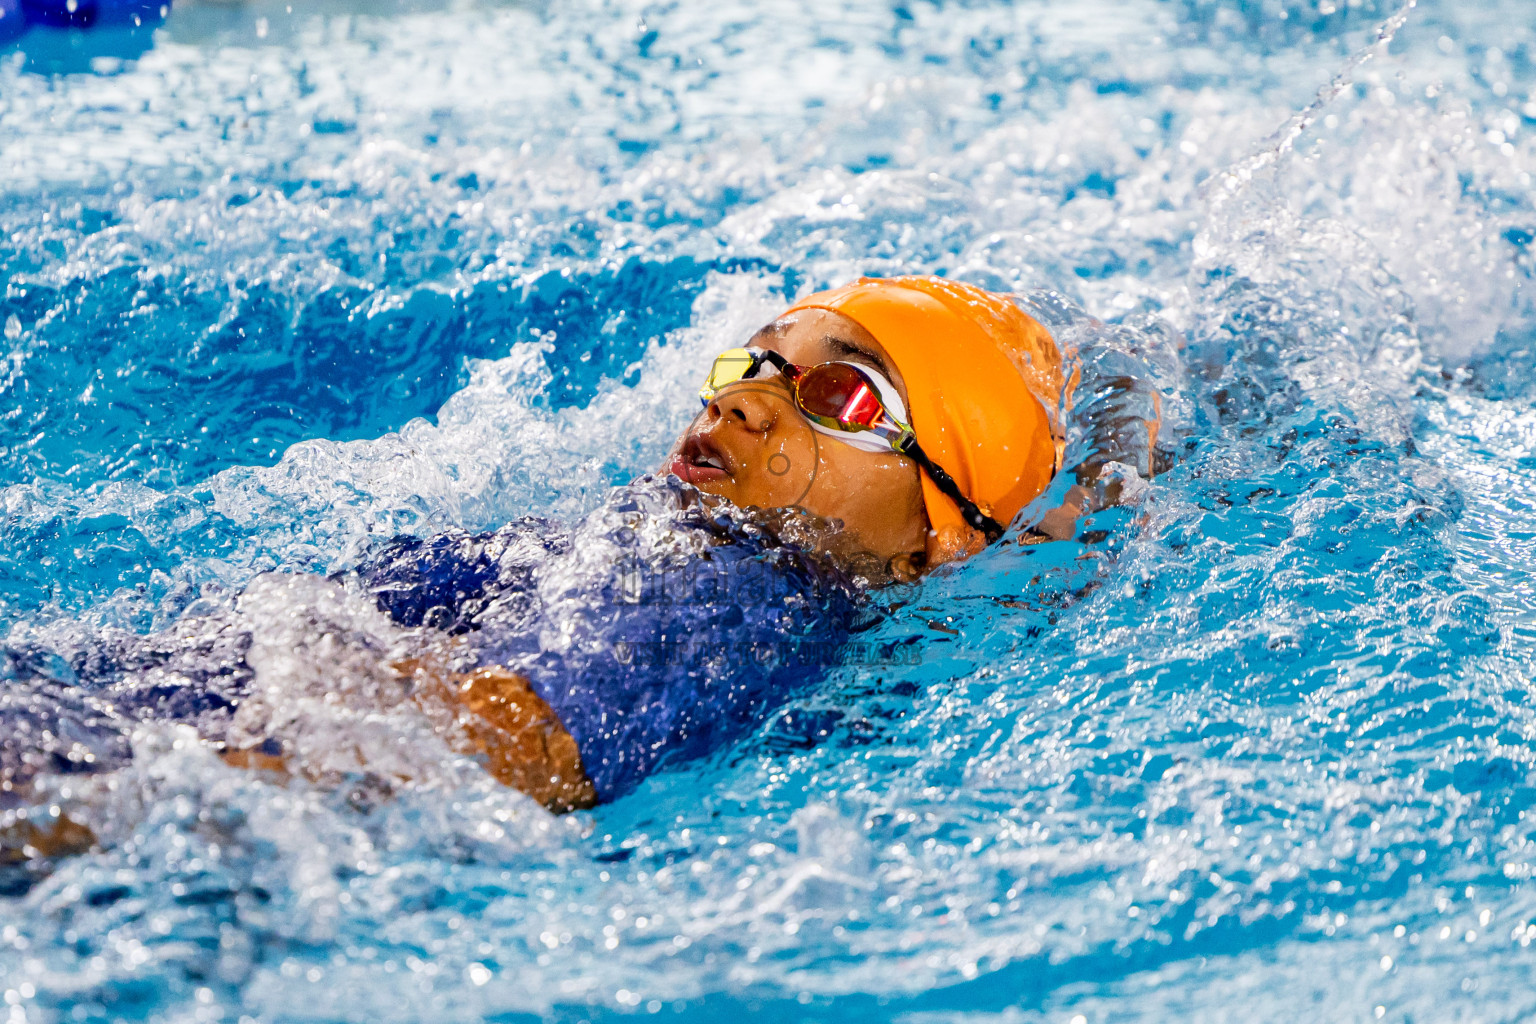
[666,432,732,485]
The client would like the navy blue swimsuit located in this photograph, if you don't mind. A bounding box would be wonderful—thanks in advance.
[352,492,866,799]
[1,487,865,804]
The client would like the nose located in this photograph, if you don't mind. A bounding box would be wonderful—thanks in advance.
[708,381,782,433]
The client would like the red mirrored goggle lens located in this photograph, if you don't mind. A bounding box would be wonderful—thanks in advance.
[795,363,885,430]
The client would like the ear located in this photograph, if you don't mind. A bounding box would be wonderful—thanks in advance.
[924,524,987,567]
[887,551,926,582]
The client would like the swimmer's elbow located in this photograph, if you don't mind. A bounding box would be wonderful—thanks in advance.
[446,666,599,813]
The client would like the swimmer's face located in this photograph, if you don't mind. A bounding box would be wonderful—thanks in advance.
[664,308,929,579]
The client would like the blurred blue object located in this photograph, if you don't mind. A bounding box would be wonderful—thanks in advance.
[0,0,22,41]
[5,0,166,38]
[21,0,101,28]
[5,0,169,71]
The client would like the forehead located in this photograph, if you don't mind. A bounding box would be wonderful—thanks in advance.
[747,307,912,411]
[748,308,894,377]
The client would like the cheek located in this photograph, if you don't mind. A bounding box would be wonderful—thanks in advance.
[803,448,922,524]
[734,423,823,506]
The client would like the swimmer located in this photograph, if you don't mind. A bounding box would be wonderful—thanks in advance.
[371,275,1161,807]
[376,276,1123,808]
[0,276,1162,868]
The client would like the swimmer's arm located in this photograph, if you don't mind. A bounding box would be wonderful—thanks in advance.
[222,663,597,812]
[1028,381,1163,542]
[0,803,95,864]
[1030,483,1094,542]
[401,661,598,813]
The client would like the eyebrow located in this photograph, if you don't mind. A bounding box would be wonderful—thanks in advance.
[821,334,893,378]
[745,323,895,380]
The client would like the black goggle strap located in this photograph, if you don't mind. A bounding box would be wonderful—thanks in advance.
[752,347,793,376]
[894,434,1007,544]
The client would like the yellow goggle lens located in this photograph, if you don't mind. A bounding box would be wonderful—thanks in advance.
[699,347,756,402]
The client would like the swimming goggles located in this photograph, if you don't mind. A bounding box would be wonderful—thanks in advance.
[698,346,1006,543]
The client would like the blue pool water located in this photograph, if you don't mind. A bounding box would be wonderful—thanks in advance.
[3,0,1536,1019]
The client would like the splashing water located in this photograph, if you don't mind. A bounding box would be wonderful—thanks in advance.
[3,0,1536,1019]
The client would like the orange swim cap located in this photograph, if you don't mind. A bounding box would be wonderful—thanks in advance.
[785,276,1065,563]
